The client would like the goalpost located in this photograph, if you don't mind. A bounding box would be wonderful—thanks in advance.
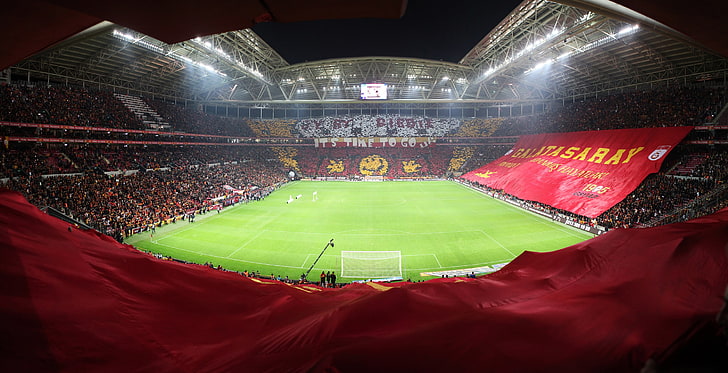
[340,251,402,278]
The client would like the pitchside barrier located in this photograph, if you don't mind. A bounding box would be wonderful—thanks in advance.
[458,180,607,235]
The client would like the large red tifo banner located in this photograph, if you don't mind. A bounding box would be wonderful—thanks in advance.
[462,127,693,217]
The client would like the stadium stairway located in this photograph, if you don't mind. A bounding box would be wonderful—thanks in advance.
[670,153,709,176]
[114,93,171,131]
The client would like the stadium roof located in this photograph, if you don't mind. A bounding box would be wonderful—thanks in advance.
[3,0,727,106]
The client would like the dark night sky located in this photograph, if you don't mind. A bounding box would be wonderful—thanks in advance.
[253,0,523,64]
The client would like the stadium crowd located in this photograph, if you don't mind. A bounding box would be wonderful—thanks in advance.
[457,145,512,174]
[464,165,723,231]
[454,118,505,137]
[146,98,255,136]
[0,84,142,129]
[295,114,460,137]
[3,146,287,238]
[0,83,257,137]
[2,83,723,141]
[7,144,719,236]
[492,86,723,136]
[1,82,727,275]
[293,147,453,178]
[0,144,274,177]
[596,173,718,228]
[247,119,298,138]
[690,151,728,181]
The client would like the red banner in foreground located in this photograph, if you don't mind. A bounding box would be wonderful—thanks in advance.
[462,127,693,217]
[2,189,727,372]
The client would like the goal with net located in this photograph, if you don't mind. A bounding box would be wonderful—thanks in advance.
[340,251,402,278]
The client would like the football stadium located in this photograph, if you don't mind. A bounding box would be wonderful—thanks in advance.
[1,0,727,371]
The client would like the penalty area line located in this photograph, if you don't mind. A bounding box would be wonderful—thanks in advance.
[402,253,442,268]
[226,229,267,258]
[478,229,518,259]
[152,241,306,270]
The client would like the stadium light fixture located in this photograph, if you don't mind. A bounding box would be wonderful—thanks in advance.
[190,37,267,81]
[477,12,599,83]
[112,30,164,54]
[574,24,640,55]
[618,24,640,36]
[113,30,230,78]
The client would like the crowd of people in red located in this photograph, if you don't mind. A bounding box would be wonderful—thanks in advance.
[1,82,726,237]
[295,147,453,178]
[0,84,257,137]
[3,146,287,239]
[145,98,255,137]
[0,85,141,129]
[491,86,723,136]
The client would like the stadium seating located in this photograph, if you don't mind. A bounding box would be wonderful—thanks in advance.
[491,86,723,136]
[295,114,460,137]
[0,84,142,129]
[454,118,504,137]
[295,146,452,178]
[1,83,726,235]
[247,119,298,137]
[144,98,255,136]
[2,146,286,238]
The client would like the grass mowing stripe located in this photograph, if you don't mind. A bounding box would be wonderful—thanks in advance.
[454,181,592,240]
[477,229,518,258]
[130,180,592,281]
[226,229,268,258]
[153,241,308,270]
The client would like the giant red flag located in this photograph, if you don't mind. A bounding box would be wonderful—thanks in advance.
[1,188,727,372]
[462,127,693,217]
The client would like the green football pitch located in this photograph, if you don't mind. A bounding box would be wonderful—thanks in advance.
[126,180,592,281]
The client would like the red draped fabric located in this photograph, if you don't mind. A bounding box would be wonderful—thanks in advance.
[462,127,693,217]
[1,188,726,372]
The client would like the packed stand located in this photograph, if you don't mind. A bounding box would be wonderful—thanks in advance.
[247,119,298,138]
[454,118,505,137]
[464,170,718,231]
[0,144,270,176]
[145,98,255,137]
[1,144,77,177]
[596,173,716,229]
[461,144,726,230]
[689,149,728,182]
[0,84,142,129]
[454,145,513,174]
[294,147,452,178]
[295,114,461,137]
[3,146,287,238]
[447,146,475,173]
[492,86,724,136]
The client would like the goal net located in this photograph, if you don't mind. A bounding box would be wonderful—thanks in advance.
[340,251,402,278]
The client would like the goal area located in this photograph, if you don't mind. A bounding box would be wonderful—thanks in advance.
[340,251,402,278]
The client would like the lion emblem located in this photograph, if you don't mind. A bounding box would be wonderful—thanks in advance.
[402,160,422,173]
[359,155,389,176]
[326,160,344,173]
